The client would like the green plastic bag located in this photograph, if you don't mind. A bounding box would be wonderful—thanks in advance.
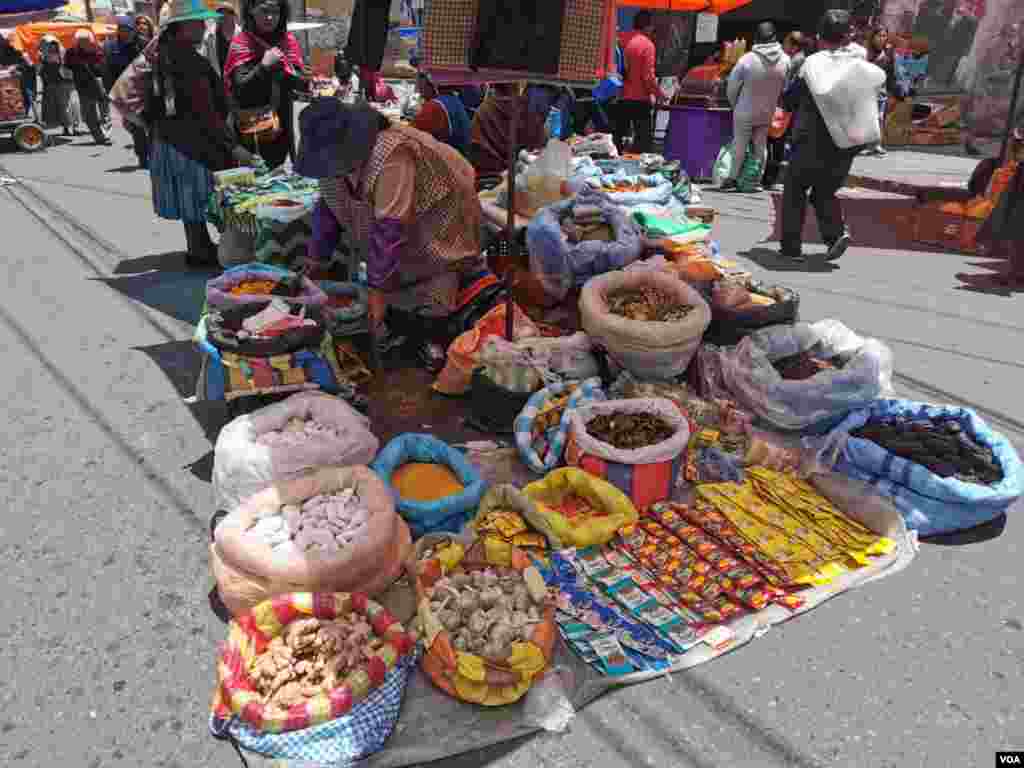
[711,141,763,192]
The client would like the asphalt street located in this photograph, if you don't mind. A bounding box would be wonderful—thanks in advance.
[0,127,1021,768]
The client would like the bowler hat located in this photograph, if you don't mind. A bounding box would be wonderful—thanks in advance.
[296,99,381,179]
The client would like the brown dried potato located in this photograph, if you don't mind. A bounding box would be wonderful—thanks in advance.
[251,614,380,711]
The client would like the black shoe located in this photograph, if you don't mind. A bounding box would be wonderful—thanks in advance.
[719,178,737,191]
[780,248,805,263]
[825,232,851,262]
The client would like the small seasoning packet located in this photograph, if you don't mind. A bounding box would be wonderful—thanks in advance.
[701,625,736,651]
[589,632,634,676]
[575,547,613,578]
[609,582,658,614]
[512,532,548,549]
[560,621,597,641]
[590,568,631,592]
[664,623,702,653]
[618,629,672,660]
[603,548,634,570]
[638,603,683,630]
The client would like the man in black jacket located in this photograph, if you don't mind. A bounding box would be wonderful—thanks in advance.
[779,10,868,263]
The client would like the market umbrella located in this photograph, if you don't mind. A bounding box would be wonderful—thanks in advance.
[615,0,753,12]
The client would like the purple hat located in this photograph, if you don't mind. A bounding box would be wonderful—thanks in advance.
[296,99,380,179]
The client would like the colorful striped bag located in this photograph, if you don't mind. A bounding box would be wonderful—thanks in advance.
[565,398,690,510]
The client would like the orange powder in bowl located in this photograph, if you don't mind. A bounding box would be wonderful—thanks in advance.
[391,462,465,502]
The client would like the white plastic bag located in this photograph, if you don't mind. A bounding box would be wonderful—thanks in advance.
[213,391,379,513]
[801,48,885,149]
[698,319,894,432]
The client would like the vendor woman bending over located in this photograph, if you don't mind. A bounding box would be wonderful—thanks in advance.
[298,100,484,349]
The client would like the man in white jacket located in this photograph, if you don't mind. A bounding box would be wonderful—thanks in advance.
[722,21,790,192]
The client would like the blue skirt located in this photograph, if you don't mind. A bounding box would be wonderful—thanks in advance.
[150,139,215,224]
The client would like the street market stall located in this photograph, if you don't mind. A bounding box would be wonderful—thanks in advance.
[170,6,1024,768]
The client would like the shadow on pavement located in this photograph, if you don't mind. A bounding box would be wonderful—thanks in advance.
[922,513,1008,546]
[95,266,212,325]
[114,249,193,274]
[105,163,142,174]
[739,246,840,274]
[954,271,1024,297]
[134,340,202,397]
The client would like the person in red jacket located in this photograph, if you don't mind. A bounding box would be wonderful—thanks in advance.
[614,11,667,154]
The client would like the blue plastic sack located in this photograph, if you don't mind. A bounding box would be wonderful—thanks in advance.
[210,650,418,764]
[514,378,605,474]
[812,399,1024,537]
[526,190,644,302]
[371,434,486,536]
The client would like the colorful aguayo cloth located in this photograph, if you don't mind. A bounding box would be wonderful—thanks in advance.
[208,173,320,267]
[696,468,896,587]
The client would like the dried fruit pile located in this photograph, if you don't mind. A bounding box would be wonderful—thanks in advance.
[586,412,676,450]
[250,615,379,716]
[246,486,369,554]
[772,345,848,380]
[427,568,545,658]
[852,418,1004,485]
[606,287,694,322]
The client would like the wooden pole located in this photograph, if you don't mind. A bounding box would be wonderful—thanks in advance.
[504,93,518,342]
[999,44,1024,167]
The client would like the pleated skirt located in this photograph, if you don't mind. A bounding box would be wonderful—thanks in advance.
[150,139,215,223]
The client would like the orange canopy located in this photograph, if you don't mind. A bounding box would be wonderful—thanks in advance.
[616,0,752,11]
[9,21,116,63]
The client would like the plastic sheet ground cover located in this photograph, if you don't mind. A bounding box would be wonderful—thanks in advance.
[241,473,917,768]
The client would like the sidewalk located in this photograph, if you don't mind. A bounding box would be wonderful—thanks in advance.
[846,148,979,198]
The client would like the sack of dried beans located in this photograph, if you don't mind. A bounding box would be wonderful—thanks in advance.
[566,398,690,509]
[579,269,711,380]
[809,399,1024,536]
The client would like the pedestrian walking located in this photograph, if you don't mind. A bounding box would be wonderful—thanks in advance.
[38,35,81,136]
[65,30,111,145]
[147,0,260,266]
[722,21,790,192]
[779,10,884,262]
[105,16,150,165]
[614,11,667,154]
